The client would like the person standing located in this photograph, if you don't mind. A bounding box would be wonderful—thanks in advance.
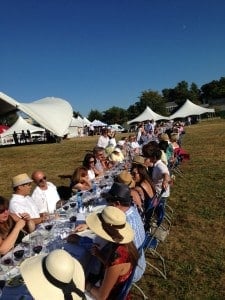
[97,128,109,149]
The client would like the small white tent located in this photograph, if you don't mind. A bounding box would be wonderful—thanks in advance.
[169,99,215,119]
[127,106,169,124]
[67,117,84,138]
[0,116,45,145]
[91,119,107,127]
[83,117,91,126]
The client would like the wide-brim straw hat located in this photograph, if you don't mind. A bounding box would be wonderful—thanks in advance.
[132,155,145,166]
[86,206,134,244]
[117,170,135,188]
[20,249,85,300]
[108,148,124,162]
[12,173,33,188]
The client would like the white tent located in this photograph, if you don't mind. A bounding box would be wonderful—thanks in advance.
[0,92,73,137]
[0,116,45,145]
[91,119,107,127]
[127,106,169,124]
[169,99,215,119]
[83,117,91,126]
[67,117,84,138]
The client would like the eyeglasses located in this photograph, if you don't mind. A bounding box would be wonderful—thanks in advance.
[89,160,95,163]
[0,208,8,214]
[22,182,32,187]
[131,171,139,176]
[38,176,47,184]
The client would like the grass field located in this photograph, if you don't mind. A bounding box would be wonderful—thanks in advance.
[0,118,225,299]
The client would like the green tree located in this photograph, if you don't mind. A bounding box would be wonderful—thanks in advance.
[189,82,201,103]
[73,111,82,118]
[201,77,225,101]
[87,110,103,122]
[173,81,190,105]
[102,107,128,125]
[135,90,166,115]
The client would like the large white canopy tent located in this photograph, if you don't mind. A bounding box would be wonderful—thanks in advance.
[127,106,169,124]
[169,99,215,119]
[0,116,45,145]
[0,92,73,137]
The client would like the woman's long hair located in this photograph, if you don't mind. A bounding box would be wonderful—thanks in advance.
[0,196,14,238]
[71,166,88,184]
[82,153,96,169]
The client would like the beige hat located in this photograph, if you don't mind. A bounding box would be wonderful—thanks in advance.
[117,170,135,188]
[132,155,145,166]
[86,206,134,244]
[160,133,169,141]
[20,249,85,300]
[108,148,124,162]
[12,173,33,188]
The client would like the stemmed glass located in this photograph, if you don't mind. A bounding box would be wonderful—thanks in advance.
[32,235,43,255]
[13,245,25,263]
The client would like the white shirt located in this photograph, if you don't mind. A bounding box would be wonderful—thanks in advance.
[152,159,170,198]
[97,135,109,148]
[9,194,40,218]
[88,169,96,181]
[32,182,60,213]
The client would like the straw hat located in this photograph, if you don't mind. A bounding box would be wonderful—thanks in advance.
[108,148,124,162]
[12,173,33,188]
[20,249,85,300]
[132,155,145,166]
[86,206,134,244]
[117,170,135,188]
[160,133,169,142]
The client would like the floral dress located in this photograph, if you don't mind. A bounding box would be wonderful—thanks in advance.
[106,244,133,299]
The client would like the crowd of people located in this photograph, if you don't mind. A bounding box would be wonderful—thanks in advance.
[0,119,189,299]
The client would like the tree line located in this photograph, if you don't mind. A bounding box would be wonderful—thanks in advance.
[73,76,225,125]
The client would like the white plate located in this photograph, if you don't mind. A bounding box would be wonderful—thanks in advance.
[22,230,49,243]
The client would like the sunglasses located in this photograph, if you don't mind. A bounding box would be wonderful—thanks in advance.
[89,160,95,163]
[0,208,8,214]
[131,171,139,176]
[38,176,47,184]
[22,182,32,187]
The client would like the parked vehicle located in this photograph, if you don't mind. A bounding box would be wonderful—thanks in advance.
[108,124,126,132]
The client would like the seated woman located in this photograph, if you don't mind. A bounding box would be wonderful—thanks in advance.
[82,153,102,181]
[130,163,155,225]
[71,166,92,192]
[0,196,35,255]
[85,206,139,299]
[116,170,144,220]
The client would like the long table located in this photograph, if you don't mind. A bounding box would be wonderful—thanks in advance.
[0,199,106,299]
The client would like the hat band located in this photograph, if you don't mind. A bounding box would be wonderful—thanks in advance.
[42,256,85,300]
[98,213,125,243]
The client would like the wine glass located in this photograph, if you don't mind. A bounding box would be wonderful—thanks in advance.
[13,245,25,262]
[32,235,43,255]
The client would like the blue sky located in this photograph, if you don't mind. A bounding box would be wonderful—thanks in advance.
[1,0,225,117]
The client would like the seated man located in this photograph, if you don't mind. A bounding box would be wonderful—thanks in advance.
[9,173,43,225]
[31,170,63,215]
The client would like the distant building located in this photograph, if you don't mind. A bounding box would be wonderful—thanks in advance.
[165,101,178,113]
